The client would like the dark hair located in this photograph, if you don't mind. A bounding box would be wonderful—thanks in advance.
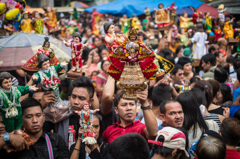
[214,51,222,58]
[207,79,220,98]
[165,56,175,65]
[0,72,13,87]
[233,58,240,71]
[113,91,125,107]
[109,133,150,159]
[171,64,183,75]
[194,80,213,108]
[101,60,110,71]
[152,83,173,107]
[220,84,232,103]
[158,3,163,8]
[73,32,82,42]
[196,135,226,159]
[234,109,240,120]
[160,100,179,115]
[201,54,216,66]
[220,118,240,146]
[176,91,208,138]
[152,129,187,159]
[42,37,50,47]
[237,68,240,81]
[177,57,191,67]
[226,56,234,64]
[104,21,114,34]
[37,54,50,68]
[68,76,94,99]
[21,97,43,114]
[160,49,173,58]
[175,45,183,55]
[190,76,201,85]
[208,45,216,54]
[93,113,103,145]
[214,67,228,83]
[191,88,207,107]
[148,86,154,100]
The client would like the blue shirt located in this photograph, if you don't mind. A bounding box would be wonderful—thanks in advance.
[233,87,240,102]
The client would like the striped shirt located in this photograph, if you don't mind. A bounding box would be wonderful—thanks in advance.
[204,113,221,128]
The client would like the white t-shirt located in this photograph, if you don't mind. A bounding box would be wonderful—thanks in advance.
[141,117,163,127]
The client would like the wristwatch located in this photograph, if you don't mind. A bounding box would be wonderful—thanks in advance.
[141,104,151,110]
[3,133,10,145]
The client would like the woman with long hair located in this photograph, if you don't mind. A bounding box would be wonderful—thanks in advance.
[191,88,224,128]
[176,91,219,150]
[70,113,110,159]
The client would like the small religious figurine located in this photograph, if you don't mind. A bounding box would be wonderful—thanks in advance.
[192,9,200,25]
[224,17,235,39]
[104,21,126,54]
[180,12,192,31]
[75,103,99,145]
[214,25,222,42]
[0,72,38,134]
[45,6,57,30]
[108,28,157,99]
[58,19,67,38]
[204,12,213,34]
[62,32,90,73]
[32,54,68,113]
[131,14,141,30]
[22,37,62,75]
[179,27,189,47]
[169,2,177,25]
[107,27,158,81]
[218,4,227,23]
[144,7,151,17]
[20,11,32,33]
[119,14,130,35]
[31,11,48,34]
[191,24,207,59]
[154,3,170,29]
[175,80,191,94]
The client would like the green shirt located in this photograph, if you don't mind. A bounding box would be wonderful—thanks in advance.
[0,86,30,110]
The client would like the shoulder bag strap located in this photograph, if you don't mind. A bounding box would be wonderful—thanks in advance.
[45,133,54,159]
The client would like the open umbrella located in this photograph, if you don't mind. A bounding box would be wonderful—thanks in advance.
[70,1,89,8]
[0,32,71,71]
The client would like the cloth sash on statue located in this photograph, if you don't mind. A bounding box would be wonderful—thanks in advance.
[39,66,58,91]
[0,87,21,112]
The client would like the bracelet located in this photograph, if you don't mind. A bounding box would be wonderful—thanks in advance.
[141,104,151,110]
[88,55,93,58]
[74,148,80,152]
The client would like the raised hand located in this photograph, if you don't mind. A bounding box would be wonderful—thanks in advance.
[30,85,39,92]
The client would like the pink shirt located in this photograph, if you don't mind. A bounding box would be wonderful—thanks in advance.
[88,64,98,74]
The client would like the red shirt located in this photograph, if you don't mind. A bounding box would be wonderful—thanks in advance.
[214,30,222,41]
[226,149,240,159]
[102,120,146,143]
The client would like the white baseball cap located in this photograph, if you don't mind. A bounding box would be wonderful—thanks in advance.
[148,127,189,157]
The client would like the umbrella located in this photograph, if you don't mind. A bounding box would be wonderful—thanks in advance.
[0,32,71,71]
[70,1,89,8]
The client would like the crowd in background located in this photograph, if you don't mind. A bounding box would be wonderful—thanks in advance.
[1,2,240,159]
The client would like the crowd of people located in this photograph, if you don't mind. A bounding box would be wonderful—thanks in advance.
[1,2,240,159]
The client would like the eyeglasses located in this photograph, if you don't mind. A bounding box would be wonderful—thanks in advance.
[178,73,184,76]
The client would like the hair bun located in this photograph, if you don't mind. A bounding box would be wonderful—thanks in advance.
[44,37,49,42]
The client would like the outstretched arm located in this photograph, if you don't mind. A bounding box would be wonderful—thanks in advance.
[101,76,115,115]
[62,39,71,47]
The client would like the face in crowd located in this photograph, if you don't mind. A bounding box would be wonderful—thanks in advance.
[160,101,184,127]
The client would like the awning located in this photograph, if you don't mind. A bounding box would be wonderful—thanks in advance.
[26,8,45,14]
